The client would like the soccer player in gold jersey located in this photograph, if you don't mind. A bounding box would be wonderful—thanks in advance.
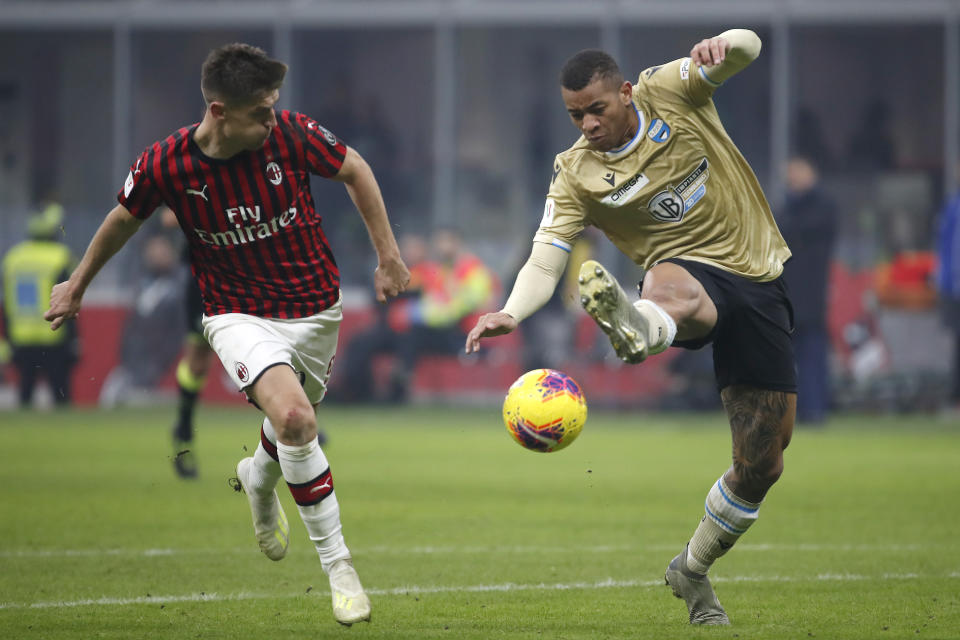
[466,29,796,626]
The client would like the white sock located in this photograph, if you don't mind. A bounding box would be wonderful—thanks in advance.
[633,299,677,355]
[247,417,283,495]
[686,476,761,575]
[276,438,351,573]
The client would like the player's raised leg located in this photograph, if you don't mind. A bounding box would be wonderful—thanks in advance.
[251,364,371,626]
[578,260,674,362]
[666,386,795,624]
[579,259,717,363]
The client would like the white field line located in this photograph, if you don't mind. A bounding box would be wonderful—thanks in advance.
[0,542,929,559]
[0,572,954,611]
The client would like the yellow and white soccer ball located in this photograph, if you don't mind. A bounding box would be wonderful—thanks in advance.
[502,369,587,453]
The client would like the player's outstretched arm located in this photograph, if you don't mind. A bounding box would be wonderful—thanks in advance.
[45,204,143,331]
[334,146,410,303]
[689,28,762,85]
[465,241,569,354]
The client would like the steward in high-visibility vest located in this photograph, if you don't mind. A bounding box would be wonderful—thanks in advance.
[1,203,78,406]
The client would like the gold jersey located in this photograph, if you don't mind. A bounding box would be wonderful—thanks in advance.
[534,57,791,282]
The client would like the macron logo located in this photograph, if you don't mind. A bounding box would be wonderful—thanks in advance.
[186,185,209,202]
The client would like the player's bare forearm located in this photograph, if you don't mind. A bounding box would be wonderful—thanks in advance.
[690,29,761,84]
[337,146,410,301]
[45,204,142,330]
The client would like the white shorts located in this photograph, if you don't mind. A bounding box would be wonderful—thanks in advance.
[202,301,342,405]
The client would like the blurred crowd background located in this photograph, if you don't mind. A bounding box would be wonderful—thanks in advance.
[1,0,958,419]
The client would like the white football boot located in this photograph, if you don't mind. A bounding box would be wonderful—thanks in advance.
[235,457,289,561]
[328,558,372,625]
[578,260,650,364]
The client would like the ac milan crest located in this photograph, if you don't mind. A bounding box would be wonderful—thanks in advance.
[266,161,283,186]
[236,362,250,382]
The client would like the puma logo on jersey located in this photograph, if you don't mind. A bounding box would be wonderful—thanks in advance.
[600,172,649,207]
[186,185,209,201]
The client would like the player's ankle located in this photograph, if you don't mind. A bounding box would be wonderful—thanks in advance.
[634,299,677,354]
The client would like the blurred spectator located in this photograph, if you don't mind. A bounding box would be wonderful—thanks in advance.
[339,228,498,403]
[779,156,837,425]
[1,200,78,407]
[99,233,185,407]
[935,184,960,408]
[391,227,498,399]
[846,99,897,173]
[874,249,937,310]
[337,232,434,403]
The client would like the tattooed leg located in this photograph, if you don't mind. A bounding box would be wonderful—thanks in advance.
[675,386,796,583]
[720,385,796,503]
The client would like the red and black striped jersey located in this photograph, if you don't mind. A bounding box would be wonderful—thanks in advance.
[118,110,346,319]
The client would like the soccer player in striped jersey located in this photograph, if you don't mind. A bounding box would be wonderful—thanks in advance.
[466,30,796,625]
[46,43,410,626]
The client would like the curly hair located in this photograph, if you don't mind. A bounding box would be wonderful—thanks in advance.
[560,49,623,91]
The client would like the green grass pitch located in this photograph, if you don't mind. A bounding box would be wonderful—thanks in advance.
[1,405,958,639]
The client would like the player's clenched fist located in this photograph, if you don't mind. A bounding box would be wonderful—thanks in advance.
[690,35,731,67]
[374,256,411,303]
[45,281,82,331]
[464,311,518,354]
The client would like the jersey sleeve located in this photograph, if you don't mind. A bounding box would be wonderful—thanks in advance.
[293,112,348,178]
[532,156,586,252]
[638,57,720,108]
[117,149,164,220]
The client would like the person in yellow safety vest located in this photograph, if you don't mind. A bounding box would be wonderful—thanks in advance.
[388,227,499,401]
[1,202,78,406]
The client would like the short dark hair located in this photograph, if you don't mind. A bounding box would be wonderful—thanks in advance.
[201,43,287,104]
[560,49,623,91]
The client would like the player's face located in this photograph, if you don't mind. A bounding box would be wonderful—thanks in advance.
[223,90,280,151]
[561,77,636,152]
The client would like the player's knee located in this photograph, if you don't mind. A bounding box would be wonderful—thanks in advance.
[741,455,784,491]
[272,405,317,444]
[645,280,696,310]
[763,456,785,486]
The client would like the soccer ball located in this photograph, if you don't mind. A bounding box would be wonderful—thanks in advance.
[502,369,587,453]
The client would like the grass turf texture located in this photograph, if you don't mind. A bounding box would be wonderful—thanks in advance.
[0,406,958,639]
